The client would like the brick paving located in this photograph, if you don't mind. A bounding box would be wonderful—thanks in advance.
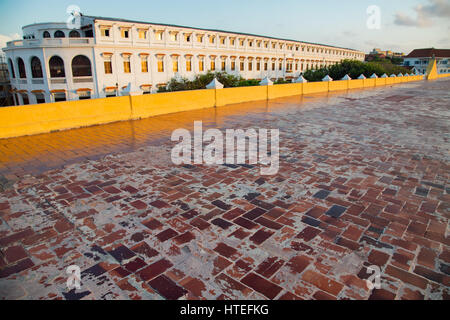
[0,78,449,300]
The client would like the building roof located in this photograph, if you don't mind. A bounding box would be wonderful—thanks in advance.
[406,48,450,58]
[83,15,362,52]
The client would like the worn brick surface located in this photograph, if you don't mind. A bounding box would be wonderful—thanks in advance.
[0,79,449,300]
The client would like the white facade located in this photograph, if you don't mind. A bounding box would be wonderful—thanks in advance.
[404,57,450,74]
[0,55,12,106]
[3,15,365,105]
[403,49,450,75]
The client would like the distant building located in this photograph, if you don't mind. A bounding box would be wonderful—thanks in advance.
[403,48,450,74]
[0,55,12,107]
[2,14,365,106]
[370,48,404,58]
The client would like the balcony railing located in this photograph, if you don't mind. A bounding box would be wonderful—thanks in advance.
[6,38,94,49]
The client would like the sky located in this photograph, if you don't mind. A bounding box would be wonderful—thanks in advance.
[0,0,449,54]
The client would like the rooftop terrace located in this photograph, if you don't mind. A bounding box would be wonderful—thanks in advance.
[0,78,449,300]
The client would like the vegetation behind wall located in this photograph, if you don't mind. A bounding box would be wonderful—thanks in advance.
[159,72,241,93]
[159,60,412,93]
[158,71,296,93]
[303,59,411,82]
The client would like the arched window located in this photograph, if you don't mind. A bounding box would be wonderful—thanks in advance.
[69,30,80,38]
[8,58,15,78]
[43,31,51,38]
[54,30,65,38]
[17,58,26,78]
[31,57,43,78]
[72,55,92,77]
[49,56,65,78]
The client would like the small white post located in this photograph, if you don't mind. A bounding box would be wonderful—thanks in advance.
[294,75,308,83]
[259,76,273,86]
[206,78,224,89]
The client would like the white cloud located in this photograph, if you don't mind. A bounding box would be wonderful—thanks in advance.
[0,33,21,52]
[394,10,432,28]
[421,0,450,18]
[394,0,450,28]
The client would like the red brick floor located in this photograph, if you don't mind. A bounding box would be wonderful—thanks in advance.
[0,79,449,300]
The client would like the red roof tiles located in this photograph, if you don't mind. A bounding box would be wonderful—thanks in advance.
[406,48,450,58]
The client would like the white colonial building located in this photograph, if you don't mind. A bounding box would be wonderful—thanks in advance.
[3,15,365,105]
[0,55,12,106]
[403,48,450,75]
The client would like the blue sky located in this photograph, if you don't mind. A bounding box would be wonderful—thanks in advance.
[1,0,449,53]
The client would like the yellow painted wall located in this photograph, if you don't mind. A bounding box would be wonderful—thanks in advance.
[437,73,450,78]
[348,79,364,89]
[328,80,348,92]
[3,71,441,140]
[363,78,376,87]
[217,86,267,107]
[0,96,131,139]
[375,78,386,86]
[131,89,215,119]
[268,83,302,99]
[385,77,395,85]
[303,82,329,94]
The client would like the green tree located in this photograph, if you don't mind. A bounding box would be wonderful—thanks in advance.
[390,57,404,65]
[303,59,410,82]
[238,79,261,87]
[162,71,243,92]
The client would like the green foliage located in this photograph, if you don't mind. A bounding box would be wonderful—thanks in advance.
[159,59,412,93]
[369,55,385,62]
[274,79,292,84]
[303,68,329,82]
[160,72,300,92]
[303,59,410,82]
[366,55,404,66]
[161,71,243,92]
[390,56,404,65]
[166,78,195,92]
[157,86,169,93]
[370,61,409,76]
[238,79,261,87]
